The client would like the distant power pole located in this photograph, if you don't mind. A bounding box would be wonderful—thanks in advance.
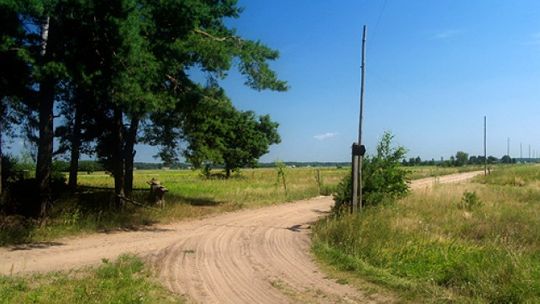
[507,138,510,157]
[520,143,523,159]
[484,116,487,176]
[352,25,367,213]
[529,145,531,159]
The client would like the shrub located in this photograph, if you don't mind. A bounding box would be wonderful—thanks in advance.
[458,191,482,210]
[333,132,409,213]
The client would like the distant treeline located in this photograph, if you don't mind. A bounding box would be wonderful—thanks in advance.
[402,151,539,167]
[46,160,351,171]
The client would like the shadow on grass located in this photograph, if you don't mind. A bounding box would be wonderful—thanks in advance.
[77,186,224,207]
[0,185,228,246]
[167,194,223,206]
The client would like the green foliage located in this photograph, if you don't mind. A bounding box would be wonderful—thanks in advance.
[458,191,482,210]
[183,90,281,177]
[0,255,183,304]
[455,151,468,167]
[2,0,288,216]
[333,132,409,211]
[274,160,287,195]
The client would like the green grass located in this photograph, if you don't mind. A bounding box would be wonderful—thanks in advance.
[0,255,183,304]
[1,167,347,245]
[407,165,485,180]
[313,164,540,303]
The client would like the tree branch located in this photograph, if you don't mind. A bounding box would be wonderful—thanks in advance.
[193,28,242,44]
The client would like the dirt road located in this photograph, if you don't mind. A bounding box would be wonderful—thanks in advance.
[0,171,482,303]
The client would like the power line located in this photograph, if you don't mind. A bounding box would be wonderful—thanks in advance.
[367,0,389,52]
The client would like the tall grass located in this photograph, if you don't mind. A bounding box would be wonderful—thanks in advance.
[0,255,182,304]
[313,165,540,302]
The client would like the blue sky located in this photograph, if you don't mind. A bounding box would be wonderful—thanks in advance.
[7,0,540,163]
[196,0,540,163]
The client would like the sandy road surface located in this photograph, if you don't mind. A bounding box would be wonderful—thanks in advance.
[0,171,482,303]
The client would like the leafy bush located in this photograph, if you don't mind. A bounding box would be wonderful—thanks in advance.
[333,132,409,212]
[458,191,482,210]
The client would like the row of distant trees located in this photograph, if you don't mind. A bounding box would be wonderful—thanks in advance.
[402,151,517,167]
[0,1,286,218]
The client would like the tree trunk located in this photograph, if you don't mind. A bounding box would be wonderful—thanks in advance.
[36,78,55,220]
[0,102,3,196]
[68,101,82,190]
[124,116,139,197]
[225,167,231,178]
[36,15,54,222]
[112,107,125,208]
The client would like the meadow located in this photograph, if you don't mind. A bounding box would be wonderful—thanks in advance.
[1,167,347,245]
[0,255,182,304]
[407,165,486,180]
[313,165,540,303]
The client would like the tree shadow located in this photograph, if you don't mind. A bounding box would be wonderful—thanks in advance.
[310,208,331,215]
[9,241,64,251]
[167,194,223,206]
[286,224,311,232]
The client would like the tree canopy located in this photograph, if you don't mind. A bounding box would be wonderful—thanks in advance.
[0,0,287,215]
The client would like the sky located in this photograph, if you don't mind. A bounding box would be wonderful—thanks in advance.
[196,0,540,163]
[7,0,540,163]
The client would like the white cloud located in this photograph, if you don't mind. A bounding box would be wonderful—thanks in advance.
[432,29,462,40]
[314,132,338,141]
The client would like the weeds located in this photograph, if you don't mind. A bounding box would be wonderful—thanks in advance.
[0,255,182,304]
[313,165,540,302]
[457,191,482,210]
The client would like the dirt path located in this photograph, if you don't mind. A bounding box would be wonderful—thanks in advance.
[0,171,483,303]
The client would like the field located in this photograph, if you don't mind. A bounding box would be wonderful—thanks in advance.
[407,165,486,180]
[313,165,540,302]
[0,255,182,304]
[1,167,347,245]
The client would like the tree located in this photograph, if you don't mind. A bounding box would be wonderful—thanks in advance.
[501,155,513,164]
[455,151,468,167]
[0,1,33,195]
[182,90,280,177]
[3,0,288,213]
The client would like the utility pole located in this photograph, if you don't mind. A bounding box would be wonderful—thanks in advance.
[520,143,523,159]
[352,25,367,213]
[484,116,487,176]
[529,145,531,159]
[507,137,510,157]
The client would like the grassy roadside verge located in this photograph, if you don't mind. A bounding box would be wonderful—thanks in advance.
[407,165,487,180]
[0,255,183,304]
[312,165,540,303]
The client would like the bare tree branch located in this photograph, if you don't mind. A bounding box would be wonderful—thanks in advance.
[193,28,242,44]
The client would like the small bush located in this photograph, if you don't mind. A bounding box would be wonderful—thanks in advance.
[458,191,482,211]
[333,132,409,213]
[0,215,35,245]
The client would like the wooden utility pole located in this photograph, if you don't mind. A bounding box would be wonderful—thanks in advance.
[507,137,510,157]
[484,116,487,176]
[520,143,523,159]
[352,25,367,213]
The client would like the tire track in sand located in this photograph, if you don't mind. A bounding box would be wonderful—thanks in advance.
[0,171,483,303]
